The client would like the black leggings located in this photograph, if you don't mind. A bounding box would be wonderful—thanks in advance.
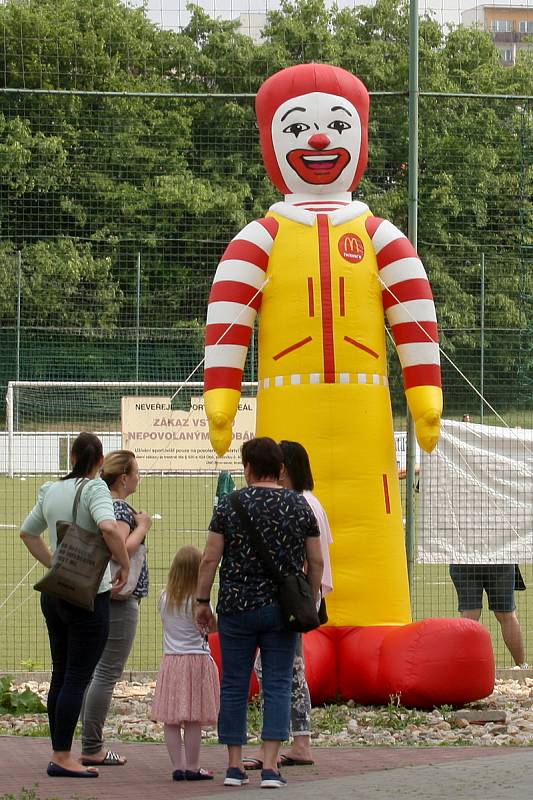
[41,591,110,752]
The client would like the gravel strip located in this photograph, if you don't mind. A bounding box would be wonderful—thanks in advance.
[3,677,533,747]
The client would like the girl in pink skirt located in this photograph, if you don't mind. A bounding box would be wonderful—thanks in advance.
[151,546,220,781]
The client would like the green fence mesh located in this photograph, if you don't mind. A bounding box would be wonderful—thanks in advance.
[0,0,532,672]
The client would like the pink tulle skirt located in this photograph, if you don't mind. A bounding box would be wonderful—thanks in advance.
[151,653,220,725]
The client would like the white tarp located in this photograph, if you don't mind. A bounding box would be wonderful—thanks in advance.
[418,419,533,563]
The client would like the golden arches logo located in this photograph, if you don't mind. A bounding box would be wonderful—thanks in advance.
[339,233,364,263]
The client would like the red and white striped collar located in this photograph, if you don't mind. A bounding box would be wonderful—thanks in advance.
[269,200,369,227]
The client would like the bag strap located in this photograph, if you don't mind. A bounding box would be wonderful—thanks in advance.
[228,492,283,585]
[72,478,89,522]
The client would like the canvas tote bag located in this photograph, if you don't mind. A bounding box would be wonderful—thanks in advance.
[34,479,111,611]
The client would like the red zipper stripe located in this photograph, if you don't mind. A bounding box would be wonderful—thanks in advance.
[273,336,313,361]
[339,276,345,316]
[382,474,391,514]
[317,214,335,382]
[344,336,379,359]
[307,277,315,317]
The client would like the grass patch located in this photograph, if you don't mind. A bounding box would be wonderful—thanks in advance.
[1,469,533,671]
[370,695,425,731]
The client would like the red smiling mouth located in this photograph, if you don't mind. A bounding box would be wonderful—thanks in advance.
[287,148,351,184]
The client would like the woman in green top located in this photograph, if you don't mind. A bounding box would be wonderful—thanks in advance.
[20,432,129,779]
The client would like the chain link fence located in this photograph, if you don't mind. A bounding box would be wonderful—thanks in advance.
[0,0,532,672]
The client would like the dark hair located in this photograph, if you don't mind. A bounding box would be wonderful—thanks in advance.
[241,437,283,481]
[61,432,104,480]
[279,440,314,492]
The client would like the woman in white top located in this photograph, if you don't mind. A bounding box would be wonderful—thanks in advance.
[20,432,129,779]
[246,439,333,771]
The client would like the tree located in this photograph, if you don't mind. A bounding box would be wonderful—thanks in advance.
[0,0,530,402]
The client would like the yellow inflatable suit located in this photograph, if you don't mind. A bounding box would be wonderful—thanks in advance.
[203,64,494,706]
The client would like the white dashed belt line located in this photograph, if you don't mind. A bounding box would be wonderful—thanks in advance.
[257,373,389,389]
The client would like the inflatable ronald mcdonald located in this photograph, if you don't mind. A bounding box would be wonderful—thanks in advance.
[203,64,494,707]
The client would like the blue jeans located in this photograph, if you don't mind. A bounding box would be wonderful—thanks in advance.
[218,602,297,745]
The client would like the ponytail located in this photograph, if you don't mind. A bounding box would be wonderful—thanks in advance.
[61,432,104,480]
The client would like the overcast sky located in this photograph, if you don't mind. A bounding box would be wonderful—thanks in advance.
[127,0,532,31]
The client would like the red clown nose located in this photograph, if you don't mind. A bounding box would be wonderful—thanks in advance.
[255,63,370,195]
[308,133,330,150]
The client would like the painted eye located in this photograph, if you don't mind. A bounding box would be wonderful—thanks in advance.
[282,122,311,138]
[327,120,351,133]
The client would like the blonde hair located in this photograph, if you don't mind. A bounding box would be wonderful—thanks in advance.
[101,450,136,489]
[164,546,202,611]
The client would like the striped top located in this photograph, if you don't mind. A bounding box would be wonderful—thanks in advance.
[365,215,440,390]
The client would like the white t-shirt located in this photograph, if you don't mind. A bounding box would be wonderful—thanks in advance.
[159,593,212,656]
[303,490,333,596]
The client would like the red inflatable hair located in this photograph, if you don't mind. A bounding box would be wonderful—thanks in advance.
[255,63,370,194]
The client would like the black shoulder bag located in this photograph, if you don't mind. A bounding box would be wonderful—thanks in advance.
[229,492,320,633]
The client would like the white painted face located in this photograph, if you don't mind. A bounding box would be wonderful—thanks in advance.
[271,91,361,196]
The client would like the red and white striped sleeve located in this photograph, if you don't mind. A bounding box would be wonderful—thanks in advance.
[204,216,279,393]
[365,216,441,390]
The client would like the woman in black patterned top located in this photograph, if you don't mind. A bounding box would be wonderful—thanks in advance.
[195,437,323,789]
[81,450,152,766]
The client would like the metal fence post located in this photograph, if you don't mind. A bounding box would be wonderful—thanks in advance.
[480,252,485,423]
[405,0,419,605]
[7,382,14,478]
[16,251,21,383]
[135,251,141,386]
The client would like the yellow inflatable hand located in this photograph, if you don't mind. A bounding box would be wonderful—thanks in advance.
[204,388,241,457]
[405,386,443,453]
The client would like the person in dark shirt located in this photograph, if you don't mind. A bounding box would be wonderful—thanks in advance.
[195,437,323,789]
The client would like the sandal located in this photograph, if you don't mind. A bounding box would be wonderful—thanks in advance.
[80,750,127,766]
[242,757,263,770]
[279,755,314,766]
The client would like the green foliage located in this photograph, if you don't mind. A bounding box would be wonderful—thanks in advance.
[19,658,42,672]
[0,0,529,402]
[0,675,46,715]
[371,694,425,730]
[0,790,43,800]
[312,702,351,734]
[247,694,263,735]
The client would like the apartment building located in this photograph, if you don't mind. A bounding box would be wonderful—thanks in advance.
[462,4,533,66]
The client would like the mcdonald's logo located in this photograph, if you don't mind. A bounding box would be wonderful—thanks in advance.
[338,233,365,263]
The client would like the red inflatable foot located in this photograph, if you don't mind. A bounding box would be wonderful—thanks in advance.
[304,618,495,708]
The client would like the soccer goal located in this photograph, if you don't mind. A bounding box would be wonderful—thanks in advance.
[1,380,256,671]
[4,380,258,478]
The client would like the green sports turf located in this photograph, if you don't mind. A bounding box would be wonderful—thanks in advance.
[0,474,530,672]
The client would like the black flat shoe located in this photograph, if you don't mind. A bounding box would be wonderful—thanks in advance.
[185,768,214,781]
[47,762,98,778]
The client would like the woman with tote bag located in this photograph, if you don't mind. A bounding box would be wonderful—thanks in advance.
[20,432,129,778]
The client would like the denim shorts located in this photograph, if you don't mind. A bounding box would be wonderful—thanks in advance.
[449,564,516,612]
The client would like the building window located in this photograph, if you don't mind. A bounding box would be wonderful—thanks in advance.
[492,19,513,32]
[500,48,513,62]
[518,20,533,33]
